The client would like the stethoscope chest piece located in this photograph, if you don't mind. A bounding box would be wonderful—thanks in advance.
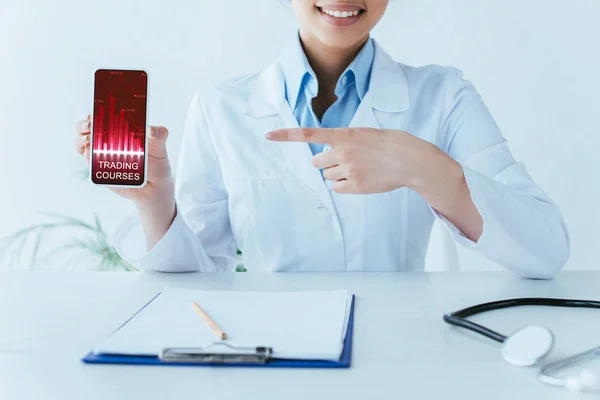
[501,325,554,366]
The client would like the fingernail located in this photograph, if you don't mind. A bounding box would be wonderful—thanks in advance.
[81,121,89,130]
[80,135,88,142]
[265,132,275,140]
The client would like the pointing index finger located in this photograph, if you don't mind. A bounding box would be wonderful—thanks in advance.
[266,128,340,144]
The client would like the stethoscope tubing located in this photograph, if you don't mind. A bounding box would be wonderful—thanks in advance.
[443,297,600,343]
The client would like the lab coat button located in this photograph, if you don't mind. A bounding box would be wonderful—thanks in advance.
[316,202,326,209]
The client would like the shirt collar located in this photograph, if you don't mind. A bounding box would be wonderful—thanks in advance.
[340,37,374,100]
[280,33,375,110]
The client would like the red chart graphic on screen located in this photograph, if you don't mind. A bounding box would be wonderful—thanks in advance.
[91,69,147,186]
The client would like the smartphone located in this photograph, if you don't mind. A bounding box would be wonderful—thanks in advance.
[90,69,149,187]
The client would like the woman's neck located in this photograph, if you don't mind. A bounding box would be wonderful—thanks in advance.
[298,31,369,119]
[299,32,369,91]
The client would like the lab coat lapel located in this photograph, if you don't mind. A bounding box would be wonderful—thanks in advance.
[368,40,410,114]
[246,60,334,210]
[349,39,411,129]
[261,104,334,210]
[349,90,380,129]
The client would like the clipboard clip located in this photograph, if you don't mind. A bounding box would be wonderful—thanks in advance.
[159,342,273,364]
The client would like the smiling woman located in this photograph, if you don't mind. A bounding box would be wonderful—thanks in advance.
[73,0,570,277]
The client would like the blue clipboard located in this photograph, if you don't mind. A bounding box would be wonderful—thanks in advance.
[82,293,355,368]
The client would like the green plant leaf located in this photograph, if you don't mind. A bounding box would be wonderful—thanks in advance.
[97,256,108,271]
[38,212,97,231]
[2,225,45,242]
[235,264,247,272]
[13,233,29,269]
[30,226,49,269]
[93,213,104,233]
[0,211,136,272]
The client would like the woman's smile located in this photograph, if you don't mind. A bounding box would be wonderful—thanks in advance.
[316,4,366,26]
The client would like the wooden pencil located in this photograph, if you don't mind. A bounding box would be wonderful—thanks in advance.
[191,301,228,340]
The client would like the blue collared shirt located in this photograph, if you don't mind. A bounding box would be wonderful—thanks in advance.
[280,34,375,156]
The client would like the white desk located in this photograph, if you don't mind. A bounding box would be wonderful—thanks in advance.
[1,271,600,400]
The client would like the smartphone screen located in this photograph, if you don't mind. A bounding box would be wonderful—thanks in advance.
[91,69,148,187]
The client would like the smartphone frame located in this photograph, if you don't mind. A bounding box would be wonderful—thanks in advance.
[89,68,150,188]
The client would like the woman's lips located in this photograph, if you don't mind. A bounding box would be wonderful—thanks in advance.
[317,6,365,27]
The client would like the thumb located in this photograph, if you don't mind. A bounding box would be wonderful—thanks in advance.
[147,125,169,159]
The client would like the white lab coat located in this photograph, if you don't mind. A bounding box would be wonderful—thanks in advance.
[113,40,570,278]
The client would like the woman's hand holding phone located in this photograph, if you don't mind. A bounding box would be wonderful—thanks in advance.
[75,113,176,251]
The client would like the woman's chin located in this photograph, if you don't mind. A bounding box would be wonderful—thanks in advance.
[313,32,368,50]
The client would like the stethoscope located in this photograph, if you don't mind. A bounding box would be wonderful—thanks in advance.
[444,298,600,392]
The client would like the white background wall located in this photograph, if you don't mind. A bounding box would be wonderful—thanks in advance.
[1,0,599,271]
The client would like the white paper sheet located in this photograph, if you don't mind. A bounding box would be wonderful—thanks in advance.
[93,288,353,361]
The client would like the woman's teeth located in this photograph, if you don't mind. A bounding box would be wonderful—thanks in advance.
[320,9,361,18]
